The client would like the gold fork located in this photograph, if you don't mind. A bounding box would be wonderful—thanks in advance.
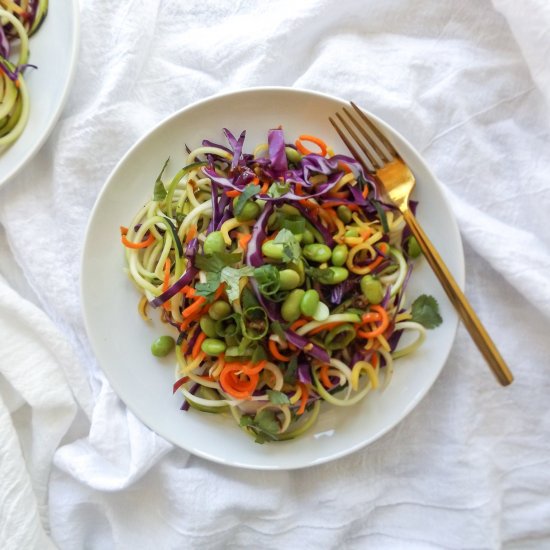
[330,102,513,386]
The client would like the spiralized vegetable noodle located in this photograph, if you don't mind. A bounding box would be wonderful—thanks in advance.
[121,128,441,443]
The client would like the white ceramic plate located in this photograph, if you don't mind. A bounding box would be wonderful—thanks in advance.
[82,87,464,470]
[0,0,79,186]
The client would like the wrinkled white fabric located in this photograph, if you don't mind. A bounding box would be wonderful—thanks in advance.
[1,0,549,548]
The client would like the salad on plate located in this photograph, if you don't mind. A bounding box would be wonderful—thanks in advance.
[120,127,442,443]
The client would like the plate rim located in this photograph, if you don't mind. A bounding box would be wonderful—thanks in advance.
[0,0,81,186]
[81,86,465,470]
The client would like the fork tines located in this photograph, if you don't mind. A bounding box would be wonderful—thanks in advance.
[329,102,398,173]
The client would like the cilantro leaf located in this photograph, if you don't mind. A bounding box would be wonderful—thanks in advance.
[267,390,290,405]
[411,295,443,329]
[283,355,298,384]
[267,181,290,198]
[274,228,301,262]
[254,409,280,434]
[234,184,261,217]
[239,411,280,444]
[220,266,254,302]
[153,158,170,201]
[194,272,222,299]
[194,252,241,272]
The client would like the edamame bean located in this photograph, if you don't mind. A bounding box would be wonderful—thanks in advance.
[344,229,359,238]
[201,338,227,356]
[325,266,349,285]
[203,231,225,254]
[337,205,352,224]
[300,289,320,317]
[151,335,175,357]
[235,200,261,222]
[200,315,218,338]
[407,236,422,258]
[331,244,348,267]
[281,289,305,322]
[208,300,232,321]
[360,275,384,304]
[288,260,306,286]
[303,243,332,263]
[279,269,301,290]
[261,240,284,260]
[285,146,303,164]
[302,229,315,245]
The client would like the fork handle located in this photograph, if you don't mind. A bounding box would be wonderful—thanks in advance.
[403,209,514,386]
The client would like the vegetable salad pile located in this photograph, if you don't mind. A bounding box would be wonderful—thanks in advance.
[0,0,47,147]
[121,128,442,443]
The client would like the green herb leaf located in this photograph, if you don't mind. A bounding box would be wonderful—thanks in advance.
[234,184,261,217]
[274,228,301,262]
[251,345,267,363]
[267,390,291,405]
[239,415,254,427]
[220,266,255,302]
[194,272,222,299]
[268,181,290,198]
[283,355,298,384]
[239,412,279,444]
[280,216,306,235]
[411,295,443,329]
[194,252,241,273]
[254,409,280,434]
[153,158,170,201]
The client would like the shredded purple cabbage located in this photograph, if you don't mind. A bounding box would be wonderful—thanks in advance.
[149,266,198,308]
[285,330,330,363]
[180,383,200,411]
[297,363,312,384]
[223,128,246,171]
[268,128,288,174]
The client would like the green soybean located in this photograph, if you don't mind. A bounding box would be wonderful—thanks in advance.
[285,146,303,164]
[303,244,332,263]
[203,231,225,254]
[261,240,284,260]
[360,275,384,304]
[288,260,306,286]
[279,269,301,290]
[208,300,232,321]
[281,289,305,322]
[407,236,422,258]
[331,244,348,267]
[201,338,227,356]
[325,266,349,284]
[336,205,352,224]
[199,315,218,338]
[302,229,315,245]
[344,229,359,238]
[300,289,320,317]
[236,201,261,222]
[151,335,175,357]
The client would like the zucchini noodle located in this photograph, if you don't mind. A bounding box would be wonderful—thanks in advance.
[0,1,47,147]
[121,127,442,443]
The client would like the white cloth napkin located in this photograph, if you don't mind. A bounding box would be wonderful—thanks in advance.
[1,0,550,548]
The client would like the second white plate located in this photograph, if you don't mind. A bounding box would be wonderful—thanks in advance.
[0,0,79,186]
